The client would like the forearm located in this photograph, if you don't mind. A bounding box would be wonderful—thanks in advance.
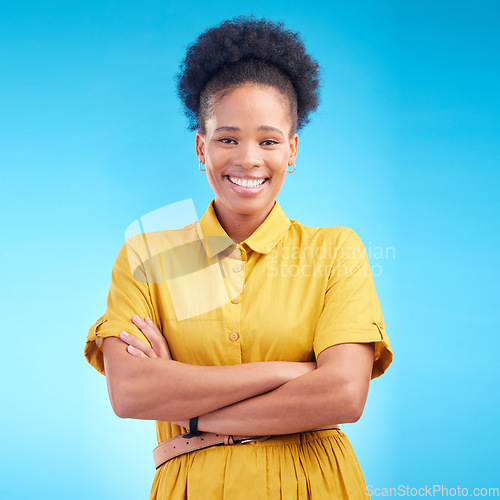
[197,372,356,435]
[103,337,311,421]
[197,344,373,436]
[120,360,293,421]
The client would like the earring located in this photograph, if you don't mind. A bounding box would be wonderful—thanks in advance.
[287,163,296,174]
[199,161,206,172]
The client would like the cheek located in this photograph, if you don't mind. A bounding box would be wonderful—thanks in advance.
[206,149,229,173]
[271,150,290,169]
[205,165,226,197]
[272,161,288,178]
[274,171,287,190]
[205,168,218,189]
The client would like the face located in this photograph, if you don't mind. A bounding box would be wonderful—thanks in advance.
[196,83,298,225]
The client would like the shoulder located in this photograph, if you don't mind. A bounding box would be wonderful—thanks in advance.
[122,221,201,261]
[281,221,369,265]
[115,222,205,285]
[287,219,358,247]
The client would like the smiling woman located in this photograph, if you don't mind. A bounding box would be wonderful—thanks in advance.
[84,14,393,500]
[197,83,298,242]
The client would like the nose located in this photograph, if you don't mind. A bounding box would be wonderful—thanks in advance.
[234,141,264,169]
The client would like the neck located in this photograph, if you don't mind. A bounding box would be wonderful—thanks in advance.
[213,201,275,243]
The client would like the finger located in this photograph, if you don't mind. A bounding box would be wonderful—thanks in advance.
[132,315,171,360]
[127,344,148,358]
[144,317,171,358]
[133,315,157,336]
[132,315,163,350]
[145,316,162,333]
[133,315,163,340]
[120,331,157,358]
[132,315,158,336]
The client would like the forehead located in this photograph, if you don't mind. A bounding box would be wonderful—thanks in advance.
[208,84,291,128]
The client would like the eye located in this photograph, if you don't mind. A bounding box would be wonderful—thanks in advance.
[218,138,237,144]
[261,140,279,146]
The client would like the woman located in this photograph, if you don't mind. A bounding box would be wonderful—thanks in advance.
[85,15,393,499]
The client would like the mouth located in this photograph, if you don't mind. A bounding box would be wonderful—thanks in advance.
[225,175,268,188]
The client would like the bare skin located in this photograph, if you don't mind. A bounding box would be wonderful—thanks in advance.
[105,315,374,435]
[103,318,316,422]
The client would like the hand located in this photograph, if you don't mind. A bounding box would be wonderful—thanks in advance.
[119,314,172,360]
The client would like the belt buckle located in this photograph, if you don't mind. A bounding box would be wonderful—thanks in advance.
[237,436,271,444]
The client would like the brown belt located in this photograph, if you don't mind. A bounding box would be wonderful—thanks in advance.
[153,425,340,469]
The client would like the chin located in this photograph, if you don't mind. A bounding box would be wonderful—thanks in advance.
[224,197,274,216]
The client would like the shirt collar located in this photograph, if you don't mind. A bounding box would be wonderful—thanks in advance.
[244,201,290,254]
[198,200,235,258]
[198,200,291,257]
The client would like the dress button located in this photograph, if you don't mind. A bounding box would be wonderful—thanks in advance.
[229,332,239,341]
[231,298,239,304]
[234,248,241,257]
[233,264,242,272]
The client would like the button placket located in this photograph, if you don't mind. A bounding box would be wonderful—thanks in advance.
[223,245,245,355]
[223,249,245,303]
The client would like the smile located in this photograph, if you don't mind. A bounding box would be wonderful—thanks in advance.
[227,176,268,188]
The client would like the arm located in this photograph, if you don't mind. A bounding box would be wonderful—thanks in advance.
[192,342,374,436]
[102,316,316,421]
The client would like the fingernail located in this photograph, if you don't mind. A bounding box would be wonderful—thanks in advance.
[133,315,141,322]
[145,317,152,324]
[120,331,129,337]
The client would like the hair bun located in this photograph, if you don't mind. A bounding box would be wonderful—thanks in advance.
[177,15,321,132]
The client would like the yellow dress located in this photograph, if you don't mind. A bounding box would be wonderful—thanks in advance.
[85,200,393,499]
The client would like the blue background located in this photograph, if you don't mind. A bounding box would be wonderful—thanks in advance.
[1,0,498,497]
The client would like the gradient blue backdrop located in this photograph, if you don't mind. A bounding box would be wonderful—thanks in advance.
[1,0,498,498]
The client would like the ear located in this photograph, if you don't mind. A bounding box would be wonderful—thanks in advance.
[288,132,299,165]
[195,131,206,163]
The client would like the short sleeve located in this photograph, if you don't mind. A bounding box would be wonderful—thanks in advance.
[84,236,157,375]
[313,229,393,379]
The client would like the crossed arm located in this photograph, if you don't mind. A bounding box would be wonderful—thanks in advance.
[102,315,374,436]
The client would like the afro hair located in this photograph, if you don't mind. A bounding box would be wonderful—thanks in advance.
[176,15,321,134]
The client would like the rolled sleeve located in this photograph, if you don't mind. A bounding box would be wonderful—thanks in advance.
[313,229,393,379]
[84,236,156,375]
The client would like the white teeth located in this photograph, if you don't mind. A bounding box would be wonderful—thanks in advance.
[228,176,266,188]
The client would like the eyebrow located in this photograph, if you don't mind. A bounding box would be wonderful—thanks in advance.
[214,126,284,138]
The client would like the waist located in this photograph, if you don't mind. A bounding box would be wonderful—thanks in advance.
[153,425,341,469]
